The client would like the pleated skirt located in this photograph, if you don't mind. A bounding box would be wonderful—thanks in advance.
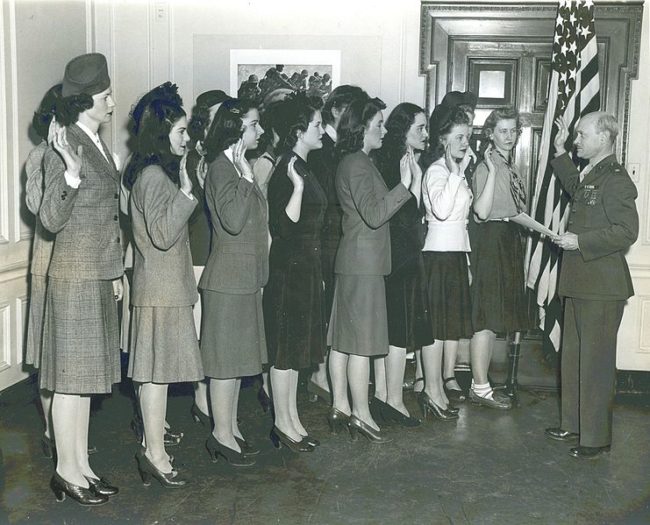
[328,274,389,357]
[128,306,203,383]
[423,251,473,340]
[471,221,532,333]
[39,278,120,394]
[200,290,267,379]
[25,275,47,368]
[385,256,434,350]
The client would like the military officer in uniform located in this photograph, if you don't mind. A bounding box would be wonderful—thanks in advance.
[545,111,639,459]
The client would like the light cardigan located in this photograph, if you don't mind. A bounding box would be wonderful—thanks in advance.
[422,157,472,252]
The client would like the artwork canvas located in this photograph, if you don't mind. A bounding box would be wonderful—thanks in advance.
[230,49,341,106]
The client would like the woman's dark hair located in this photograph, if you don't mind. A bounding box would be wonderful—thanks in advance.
[378,103,426,163]
[55,93,94,127]
[204,98,257,163]
[321,85,366,126]
[421,107,471,168]
[248,99,283,160]
[335,95,387,158]
[188,104,211,143]
[123,82,186,189]
[32,84,62,140]
[480,107,521,156]
[275,93,323,153]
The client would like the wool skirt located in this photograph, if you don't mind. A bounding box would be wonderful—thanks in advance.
[423,251,473,340]
[39,278,121,394]
[385,256,434,350]
[200,290,267,379]
[25,275,47,368]
[328,274,389,357]
[128,306,203,383]
[471,221,532,333]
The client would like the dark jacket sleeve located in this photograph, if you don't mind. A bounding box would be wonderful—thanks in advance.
[551,153,581,197]
[579,172,639,262]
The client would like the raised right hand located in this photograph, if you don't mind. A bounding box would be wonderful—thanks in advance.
[400,152,413,190]
[179,152,193,194]
[286,156,304,191]
[553,115,570,154]
[444,143,460,176]
[483,144,495,173]
[52,124,82,179]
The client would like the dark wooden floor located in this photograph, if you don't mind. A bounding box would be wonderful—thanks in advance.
[1,348,650,525]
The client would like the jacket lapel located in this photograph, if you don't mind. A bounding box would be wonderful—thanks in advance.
[69,124,119,182]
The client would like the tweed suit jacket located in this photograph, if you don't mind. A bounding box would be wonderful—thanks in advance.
[25,141,55,277]
[130,165,198,307]
[551,153,638,301]
[199,152,269,294]
[40,124,123,281]
[334,151,412,276]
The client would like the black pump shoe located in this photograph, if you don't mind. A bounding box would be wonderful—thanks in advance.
[206,434,255,466]
[348,416,392,443]
[380,403,421,428]
[327,408,350,434]
[50,472,108,506]
[270,426,315,452]
[85,476,119,496]
[235,437,260,457]
[418,392,459,421]
[190,404,211,427]
[135,450,186,488]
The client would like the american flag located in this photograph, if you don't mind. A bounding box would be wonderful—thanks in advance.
[525,0,600,352]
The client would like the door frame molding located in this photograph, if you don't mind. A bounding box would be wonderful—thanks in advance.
[419,1,644,161]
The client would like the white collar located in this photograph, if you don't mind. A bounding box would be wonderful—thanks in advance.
[224,147,242,177]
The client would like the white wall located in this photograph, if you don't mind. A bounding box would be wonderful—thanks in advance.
[1,0,648,390]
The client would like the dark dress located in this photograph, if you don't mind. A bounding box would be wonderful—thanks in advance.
[186,149,212,267]
[263,153,328,370]
[376,154,433,350]
[307,133,341,324]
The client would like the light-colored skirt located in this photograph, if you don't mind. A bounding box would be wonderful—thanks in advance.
[128,306,203,383]
[200,290,267,379]
[25,275,47,368]
[328,274,389,357]
[39,278,120,394]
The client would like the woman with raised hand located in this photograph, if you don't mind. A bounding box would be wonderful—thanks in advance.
[25,84,60,459]
[263,94,327,452]
[469,107,531,409]
[124,82,203,487]
[370,102,431,427]
[420,106,474,420]
[328,95,417,442]
[200,99,267,467]
[39,53,122,506]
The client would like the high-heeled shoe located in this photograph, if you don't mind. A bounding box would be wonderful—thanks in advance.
[327,408,350,434]
[300,434,321,447]
[190,404,211,427]
[380,403,421,428]
[205,434,255,466]
[164,428,183,447]
[446,404,460,415]
[50,472,108,505]
[443,377,466,402]
[348,416,392,443]
[235,437,260,457]
[418,392,459,421]
[369,397,387,422]
[270,426,315,452]
[257,386,272,413]
[307,380,332,404]
[135,450,186,488]
[85,476,119,496]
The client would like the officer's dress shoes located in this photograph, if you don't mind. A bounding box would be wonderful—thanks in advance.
[569,445,611,459]
[545,427,579,442]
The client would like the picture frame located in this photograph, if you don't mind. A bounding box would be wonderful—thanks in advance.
[229,49,341,105]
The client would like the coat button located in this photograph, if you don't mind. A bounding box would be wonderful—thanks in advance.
[113,215,118,221]
[114,193,119,199]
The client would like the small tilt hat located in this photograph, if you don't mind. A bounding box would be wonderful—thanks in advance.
[62,53,110,97]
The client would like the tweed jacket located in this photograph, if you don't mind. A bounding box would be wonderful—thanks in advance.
[129,165,198,307]
[334,151,412,276]
[199,152,269,294]
[551,153,638,301]
[40,124,123,281]
[25,141,55,277]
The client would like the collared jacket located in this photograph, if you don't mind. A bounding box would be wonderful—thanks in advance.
[551,153,638,300]
[40,124,123,281]
[334,150,412,276]
[199,152,269,294]
[129,165,198,306]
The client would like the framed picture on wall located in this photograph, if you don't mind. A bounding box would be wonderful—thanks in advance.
[230,49,341,107]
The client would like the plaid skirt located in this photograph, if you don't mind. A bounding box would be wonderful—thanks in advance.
[25,276,47,368]
[39,278,121,394]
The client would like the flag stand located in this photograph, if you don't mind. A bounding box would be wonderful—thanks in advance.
[505,331,522,402]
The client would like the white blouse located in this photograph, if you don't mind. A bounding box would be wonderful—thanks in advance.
[422,157,473,252]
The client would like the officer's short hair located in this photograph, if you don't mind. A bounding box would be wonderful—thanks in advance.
[595,113,618,143]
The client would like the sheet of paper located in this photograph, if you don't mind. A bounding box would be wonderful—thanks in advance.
[508,213,556,237]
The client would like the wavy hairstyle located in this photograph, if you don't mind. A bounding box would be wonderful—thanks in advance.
[55,92,94,127]
[335,96,386,158]
[379,103,425,161]
[123,82,186,189]
[274,92,323,153]
[421,107,471,168]
[203,98,257,163]
[32,84,62,140]
[480,107,521,157]
[321,85,367,126]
